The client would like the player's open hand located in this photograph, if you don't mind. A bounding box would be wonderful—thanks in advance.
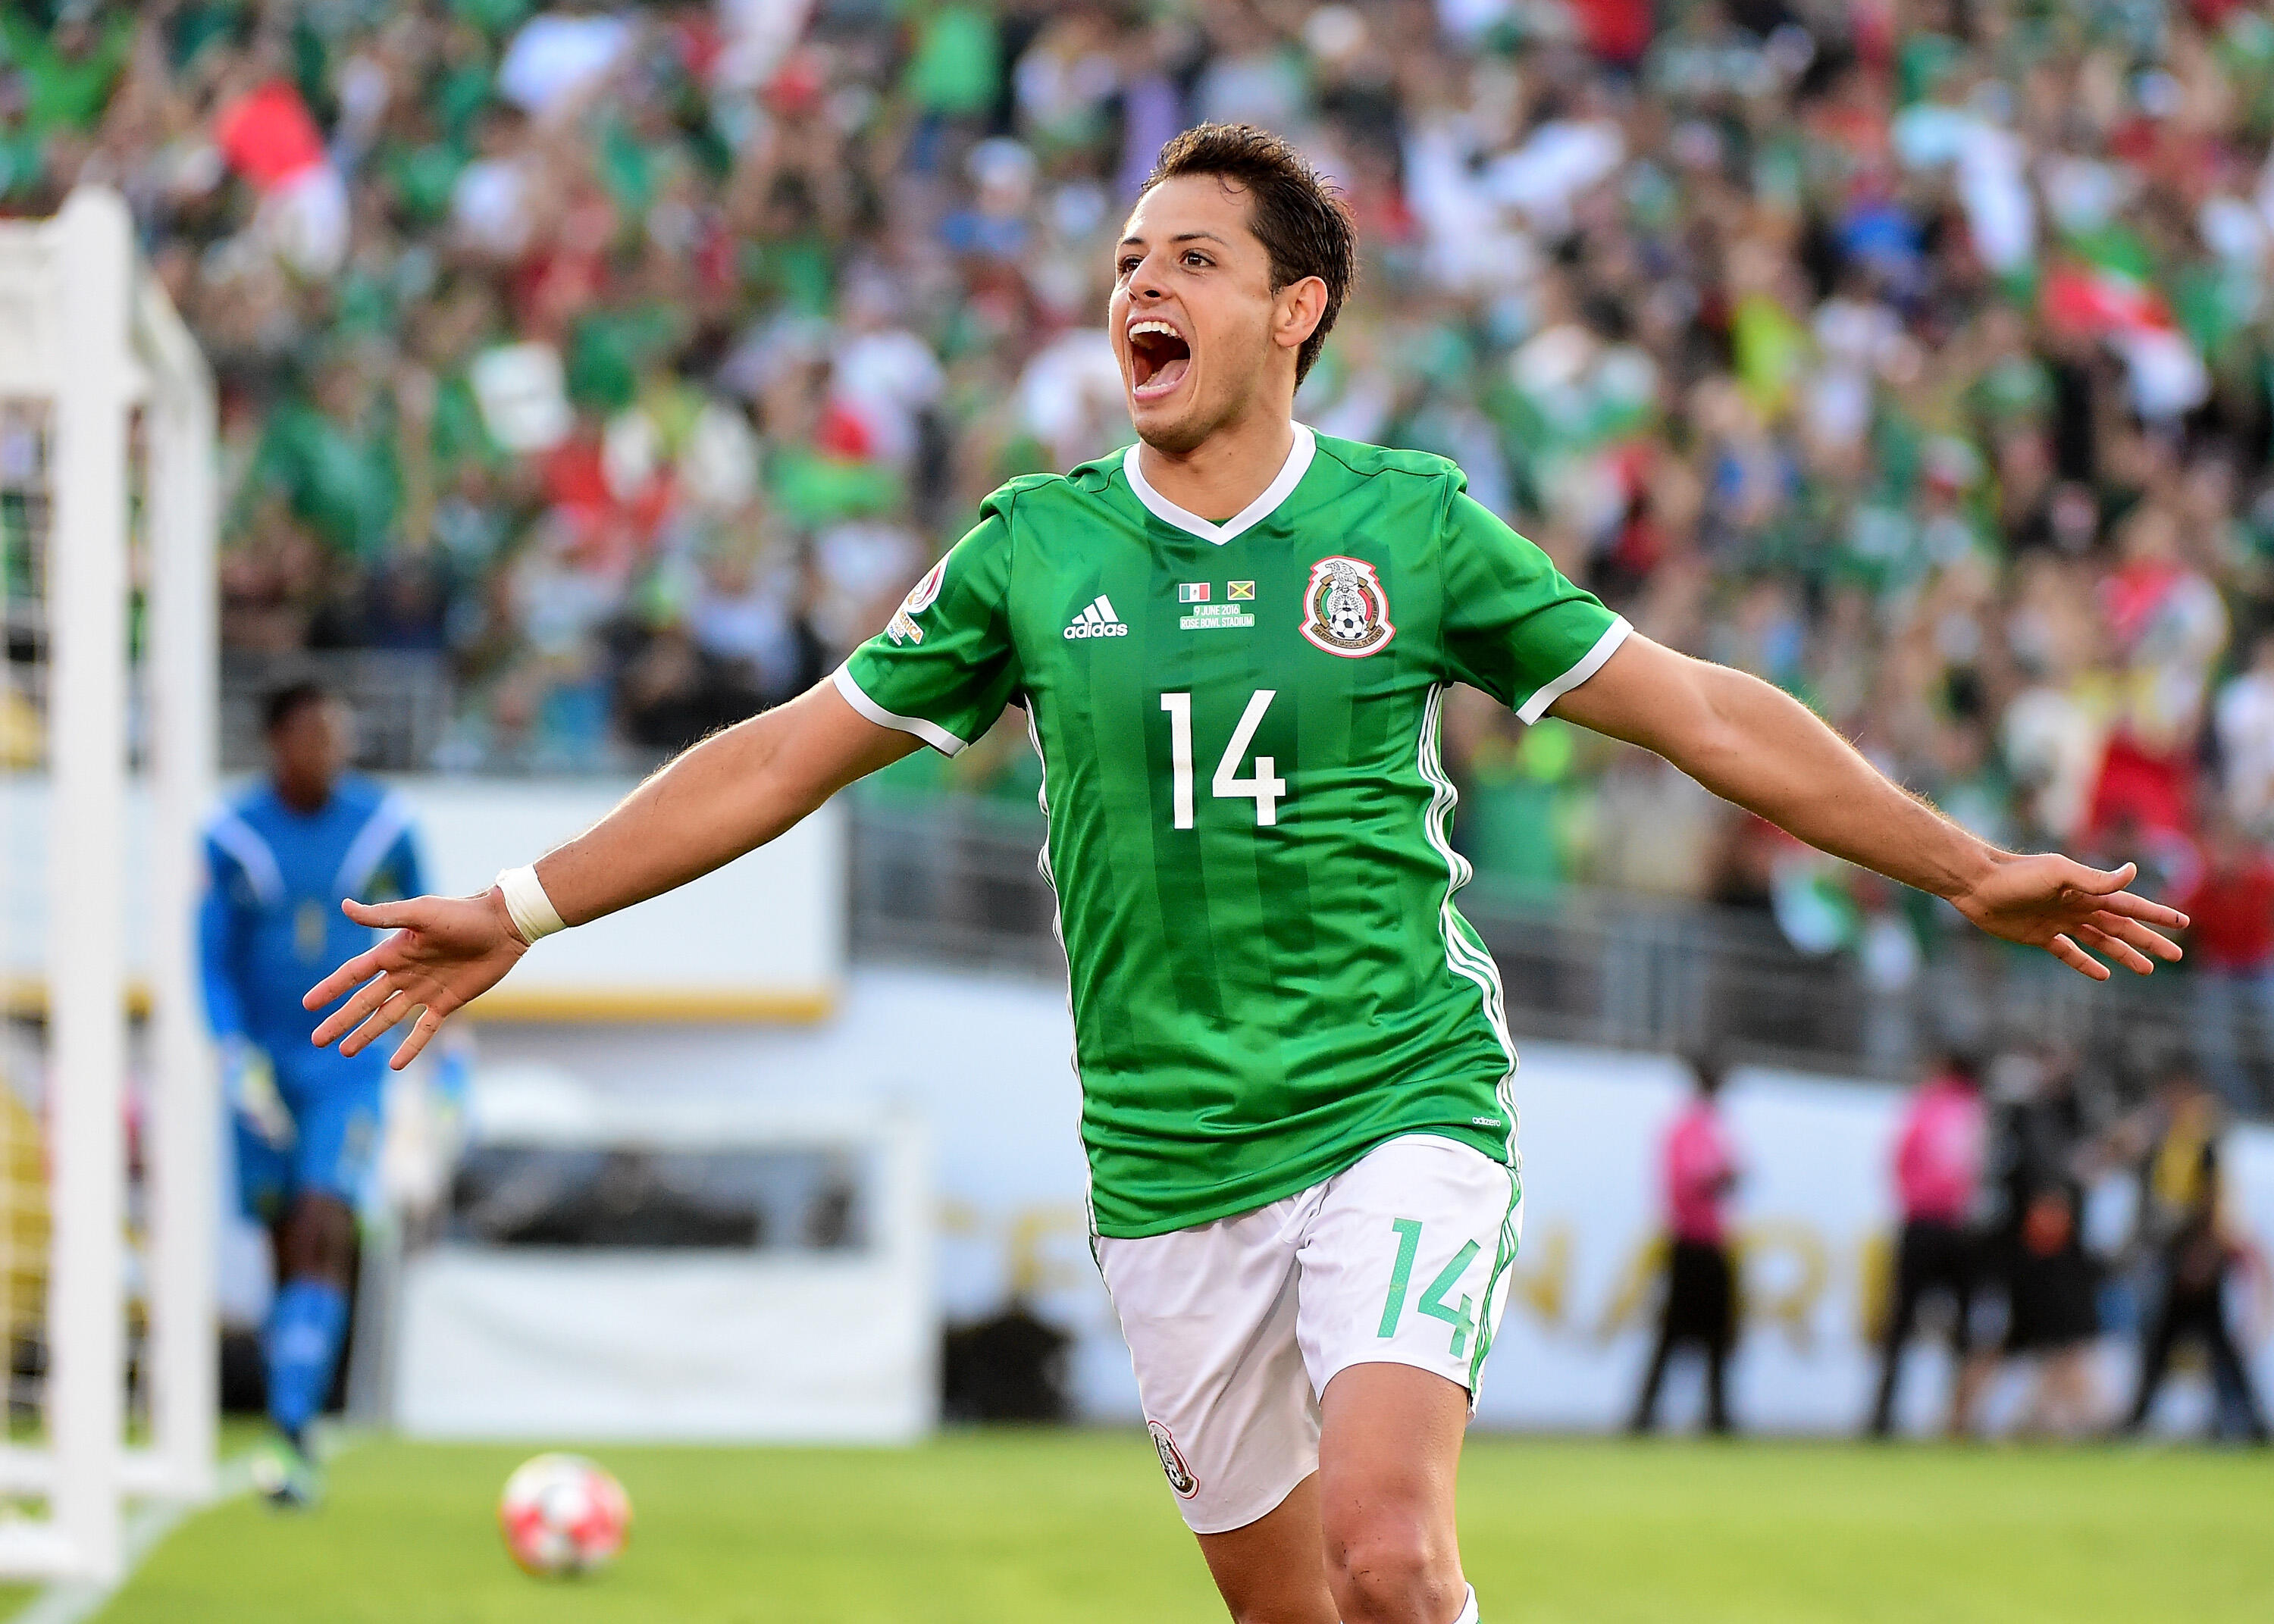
[303,890,528,1069]
[1950,855,2187,981]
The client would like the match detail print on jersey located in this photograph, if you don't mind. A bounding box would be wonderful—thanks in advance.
[835,428,1629,1236]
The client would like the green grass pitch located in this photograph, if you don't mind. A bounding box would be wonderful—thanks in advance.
[50,1432,2273,1623]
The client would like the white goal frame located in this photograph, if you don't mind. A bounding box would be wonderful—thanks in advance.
[0,187,218,1582]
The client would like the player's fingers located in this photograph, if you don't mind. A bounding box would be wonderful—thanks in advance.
[2089,889,2189,931]
[390,1005,445,1071]
[337,988,415,1057]
[2059,859,2137,897]
[340,896,433,931]
[2072,922,2154,976]
[309,970,402,1047]
[303,947,393,1012]
[2086,910,2183,962]
[2047,932,2111,981]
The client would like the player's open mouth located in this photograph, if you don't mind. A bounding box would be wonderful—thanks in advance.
[1127,318,1192,401]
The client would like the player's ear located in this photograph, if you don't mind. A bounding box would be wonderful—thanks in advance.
[1273,275,1328,354]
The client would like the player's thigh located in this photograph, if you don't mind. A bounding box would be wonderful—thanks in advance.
[1316,1361,1469,1606]
[1294,1134,1521,1403]
[231,1112,293,1227]
[1192,1472,1339,1624]
[1293,1137,1507,1607]
[275,1053,386,1209]
[1095,1199,1319,1538]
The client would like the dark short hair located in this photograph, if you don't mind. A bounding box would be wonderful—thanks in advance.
[1142,123,1356,386]
[264,680,334,734]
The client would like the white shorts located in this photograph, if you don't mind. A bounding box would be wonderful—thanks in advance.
[1097,1134,1521,1535]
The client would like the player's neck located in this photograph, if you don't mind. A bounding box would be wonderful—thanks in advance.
[274,775,334,815]
[1135,410,1295,524]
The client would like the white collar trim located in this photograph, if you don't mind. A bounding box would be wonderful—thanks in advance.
[1121,423,1317,546]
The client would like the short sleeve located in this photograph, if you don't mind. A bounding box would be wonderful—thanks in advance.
[1439,488,1629,721]
[836,509,1020,756]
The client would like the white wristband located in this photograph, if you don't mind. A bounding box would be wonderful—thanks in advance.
[495,864,566,944]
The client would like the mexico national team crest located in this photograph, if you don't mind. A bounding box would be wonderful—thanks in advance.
[1148,1420,1199,1499]
[1299,555,1395,657]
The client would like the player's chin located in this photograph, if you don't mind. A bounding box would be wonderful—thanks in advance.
[1126,389,1211,455]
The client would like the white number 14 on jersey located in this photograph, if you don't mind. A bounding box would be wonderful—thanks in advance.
[1160,690,1286,828]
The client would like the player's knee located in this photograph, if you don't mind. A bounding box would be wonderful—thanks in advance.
[283,1193,356,1284]
[1321,1510,1460,1623]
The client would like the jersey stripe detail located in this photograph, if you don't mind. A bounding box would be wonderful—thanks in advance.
[1024,706,1096,1238]
[205,809,285,906]
[332,791,415,900]
[832,662,969,757]
[1514,615,1633,724]
[1121,424,1317,546]
[1417,684,1521,1166]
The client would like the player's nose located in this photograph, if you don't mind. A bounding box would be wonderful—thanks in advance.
[1126,254,1168,302]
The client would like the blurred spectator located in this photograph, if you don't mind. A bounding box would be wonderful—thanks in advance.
[2177,814,2274,1112]
[2216,632,2274,831]
[1630,1056,1740,1437]
[1868,1049,1990,1438]
[1984,1049,2105,1438]
[2117,1065,2269,1444]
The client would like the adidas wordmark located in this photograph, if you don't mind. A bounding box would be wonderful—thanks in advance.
[1063,595,1130,639]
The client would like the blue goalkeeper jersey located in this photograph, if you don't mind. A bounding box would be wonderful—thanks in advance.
[199,776,424,1053]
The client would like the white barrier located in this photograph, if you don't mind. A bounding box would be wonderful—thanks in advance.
[393,1079,933,1443]
[471,970,2274,1436]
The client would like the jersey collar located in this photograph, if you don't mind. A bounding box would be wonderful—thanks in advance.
[1121,422,1316,546]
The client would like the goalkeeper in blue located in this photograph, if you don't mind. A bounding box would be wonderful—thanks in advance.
[199,683,424,1504]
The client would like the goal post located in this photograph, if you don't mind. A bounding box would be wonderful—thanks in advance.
[0,186,219,1583]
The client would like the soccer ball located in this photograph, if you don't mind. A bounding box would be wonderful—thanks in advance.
[497,1453,631,1577]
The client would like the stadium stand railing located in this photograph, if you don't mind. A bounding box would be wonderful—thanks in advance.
[219,650,451,774]
[847,793,2269,1118]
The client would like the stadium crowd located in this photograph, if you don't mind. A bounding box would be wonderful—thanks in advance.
[15,0,2274,951]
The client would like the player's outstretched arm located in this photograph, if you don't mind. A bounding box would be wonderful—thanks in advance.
[1548,633,2188,981]
[302,680,919,1066]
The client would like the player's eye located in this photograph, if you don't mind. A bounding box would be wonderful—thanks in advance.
[1117,255,1141,275]
[1182,252,1211,268]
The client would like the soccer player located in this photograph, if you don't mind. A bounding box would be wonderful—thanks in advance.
[202,683,424,1503]
[304,126,2185,1622]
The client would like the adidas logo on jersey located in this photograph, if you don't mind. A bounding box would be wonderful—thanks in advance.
[1063,595,1129,639]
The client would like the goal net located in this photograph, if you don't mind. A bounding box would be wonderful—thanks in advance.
[0,187,218,1583]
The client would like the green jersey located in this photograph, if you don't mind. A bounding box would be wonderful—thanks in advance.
[840,426,1627,1238]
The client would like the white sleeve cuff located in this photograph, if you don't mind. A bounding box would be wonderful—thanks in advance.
[1516,615,1632,724]
[832,664,971,757]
